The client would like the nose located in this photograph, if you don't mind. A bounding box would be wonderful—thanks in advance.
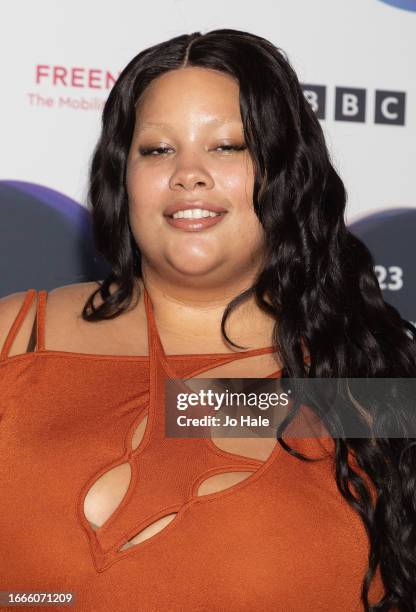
[169,151,214,191]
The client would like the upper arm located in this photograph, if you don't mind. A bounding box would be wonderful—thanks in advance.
[0,291,37,357]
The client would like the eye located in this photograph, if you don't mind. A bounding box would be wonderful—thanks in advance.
[214,144,247,153]
[138,143,247,157]
[139,146,173,156]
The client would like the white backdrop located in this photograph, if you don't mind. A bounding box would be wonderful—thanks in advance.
[1,0,414,221]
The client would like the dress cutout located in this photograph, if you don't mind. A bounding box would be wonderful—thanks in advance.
[80,285,285,570]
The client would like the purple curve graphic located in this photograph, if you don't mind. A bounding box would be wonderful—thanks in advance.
[349,207,415,232]
[378,0,416,11]
[0,180,91,234]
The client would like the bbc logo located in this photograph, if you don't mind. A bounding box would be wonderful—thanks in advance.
[301,84,406,125]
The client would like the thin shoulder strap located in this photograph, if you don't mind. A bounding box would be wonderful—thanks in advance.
[25,290,47,353]
[143,284,162,365]
[0,289,37,360]
[36,289,47,351]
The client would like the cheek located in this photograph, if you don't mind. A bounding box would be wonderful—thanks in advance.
[126,164,169,217]
[217,161,255,209]
[223,166,263,240]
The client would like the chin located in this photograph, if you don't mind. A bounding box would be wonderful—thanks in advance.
[170,264,221,278]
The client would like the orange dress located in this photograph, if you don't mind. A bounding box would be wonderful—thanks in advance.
[0,288,385,611]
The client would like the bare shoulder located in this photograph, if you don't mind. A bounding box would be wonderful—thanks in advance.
[45,280,147,355]
[0,281,148,357]
[47,281,102,321]
[46,281,110,351]
[0,283,103,357]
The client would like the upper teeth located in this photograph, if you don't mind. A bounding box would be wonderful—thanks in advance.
[171,209,222,219]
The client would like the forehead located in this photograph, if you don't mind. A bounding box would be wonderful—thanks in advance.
[135,67,242,127]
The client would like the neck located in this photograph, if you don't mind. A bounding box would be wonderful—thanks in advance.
[136,275,276,354]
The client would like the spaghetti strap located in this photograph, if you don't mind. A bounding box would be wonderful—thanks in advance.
[0,289,37,360]
[36,290,47,351]
[143,284,159,356]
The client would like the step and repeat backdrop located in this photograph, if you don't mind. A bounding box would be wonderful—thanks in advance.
[0,0,415,325]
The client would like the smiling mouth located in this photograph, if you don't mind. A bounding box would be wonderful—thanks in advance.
[164,211,228,232]
[166,211,226,219]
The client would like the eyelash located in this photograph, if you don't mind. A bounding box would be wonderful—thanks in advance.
[138,144,247,156]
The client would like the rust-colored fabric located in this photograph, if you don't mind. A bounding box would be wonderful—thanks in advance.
[0,288,385,611]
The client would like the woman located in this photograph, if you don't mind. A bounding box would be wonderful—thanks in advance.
[1,28,415,611]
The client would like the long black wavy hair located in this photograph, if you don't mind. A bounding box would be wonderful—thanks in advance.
[82,29,416,610]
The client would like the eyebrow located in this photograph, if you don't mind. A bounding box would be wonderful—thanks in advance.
[137,118,242,132]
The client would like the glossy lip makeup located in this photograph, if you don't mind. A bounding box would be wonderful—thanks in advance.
[164,211,228,232]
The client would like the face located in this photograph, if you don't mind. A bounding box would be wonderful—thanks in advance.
[126,66,266,288]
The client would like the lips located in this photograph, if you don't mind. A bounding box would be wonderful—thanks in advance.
[165,212,227,232]
[163,201,228,217]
